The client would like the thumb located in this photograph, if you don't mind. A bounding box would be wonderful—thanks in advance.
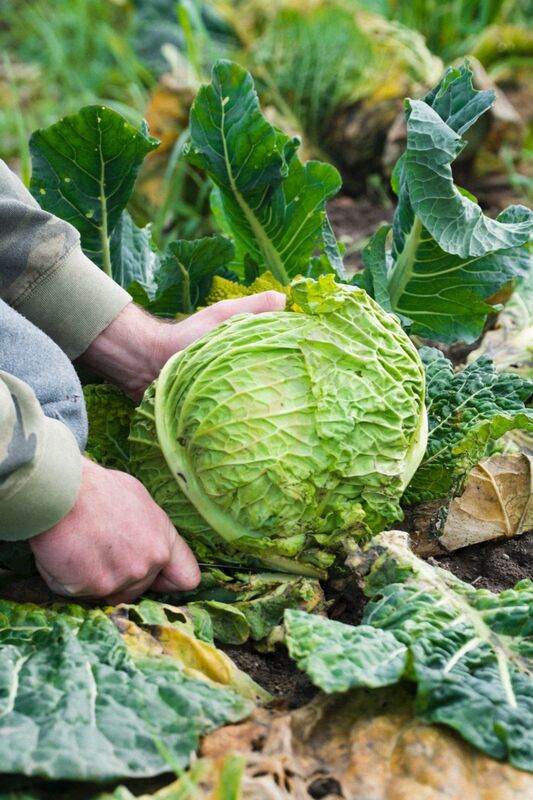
[211,290,287,321]
[153,532,201,592]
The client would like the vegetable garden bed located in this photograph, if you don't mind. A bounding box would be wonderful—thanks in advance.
[0,43,532,799]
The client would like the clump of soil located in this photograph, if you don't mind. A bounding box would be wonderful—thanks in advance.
[436,530,533,592]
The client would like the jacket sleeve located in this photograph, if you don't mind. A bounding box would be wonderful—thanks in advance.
[0,371,82,541]
[0,160,131,359]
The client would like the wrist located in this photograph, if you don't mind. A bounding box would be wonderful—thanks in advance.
[79,303,162,399]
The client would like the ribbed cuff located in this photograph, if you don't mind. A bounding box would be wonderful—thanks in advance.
[16,246,132,359]
[0,418,82,541]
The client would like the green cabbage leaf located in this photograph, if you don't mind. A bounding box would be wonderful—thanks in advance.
[30,107,158,278]
[357,64,533,343]
[286,530,533,771]
[0,599,257,781]
[185,60,344,284]
[404,347,533,503]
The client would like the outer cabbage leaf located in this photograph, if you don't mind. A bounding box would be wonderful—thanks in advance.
[129,382,216,553]
[0,600,255,781]
[358,64,533,343]
[172,570,325,646]
[30,107,158,276]
[130,276,426,575]
[84,384,136,471]
[186,60,344,285]
[285,610,407,693]
[288,530,533,772]
[404,347,533,503]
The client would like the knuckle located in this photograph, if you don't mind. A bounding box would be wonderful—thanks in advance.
[152,543,171,566]
[264,290,285,310]
[128,562,151,583]
[92,577,117,598]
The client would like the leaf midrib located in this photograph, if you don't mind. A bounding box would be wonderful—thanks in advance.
[218,93,290,285]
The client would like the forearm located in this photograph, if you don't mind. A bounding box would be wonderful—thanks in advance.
[0,160,131,358]
[0,371,82,541]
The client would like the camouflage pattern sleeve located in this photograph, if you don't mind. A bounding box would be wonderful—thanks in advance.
[0,370,82,541]
[0,160,131,359]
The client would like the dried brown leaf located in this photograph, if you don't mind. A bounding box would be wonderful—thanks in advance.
[409,454,533,555]
[198,686,533,799]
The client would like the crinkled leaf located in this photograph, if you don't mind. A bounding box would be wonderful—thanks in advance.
[285,610,407,693]
[128,382,216,557]
[405,347,533,503]
[0,600,255,781]
[84,384,136,471]
[181,571,325,645]
[359,64,533,343]
[30,107,158,271]
[358,531,533,771]
[186,60,343,285]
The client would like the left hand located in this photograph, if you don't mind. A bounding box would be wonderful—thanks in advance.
[80,291,286,400]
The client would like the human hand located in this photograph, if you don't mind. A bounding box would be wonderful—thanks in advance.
[29,458,200,603]
[81,291,286,400]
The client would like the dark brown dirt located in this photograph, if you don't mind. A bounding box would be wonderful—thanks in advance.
[436,530,533,593]
[223,643,318,708]
[328,196,394,273]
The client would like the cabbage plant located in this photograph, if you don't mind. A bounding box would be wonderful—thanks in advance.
[129,276,427,575]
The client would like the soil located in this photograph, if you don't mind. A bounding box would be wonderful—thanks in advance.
[223,643,318,708]
[437,530,533,592]
[327,196,393,273]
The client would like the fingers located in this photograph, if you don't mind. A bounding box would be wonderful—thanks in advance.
[211,290,287,321]
[149,574,187,593]
[156,533,201,592]
[164,290,287,354]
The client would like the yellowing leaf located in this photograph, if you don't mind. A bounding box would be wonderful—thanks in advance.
[200,686,533,799]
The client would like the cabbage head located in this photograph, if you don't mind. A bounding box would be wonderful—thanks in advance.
[129,276,427,575]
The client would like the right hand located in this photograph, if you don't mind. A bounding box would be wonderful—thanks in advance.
[29,457,200,604]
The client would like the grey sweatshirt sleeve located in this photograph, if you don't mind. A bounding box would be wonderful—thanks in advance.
[0,370,82,541]
[0,160,131,358]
